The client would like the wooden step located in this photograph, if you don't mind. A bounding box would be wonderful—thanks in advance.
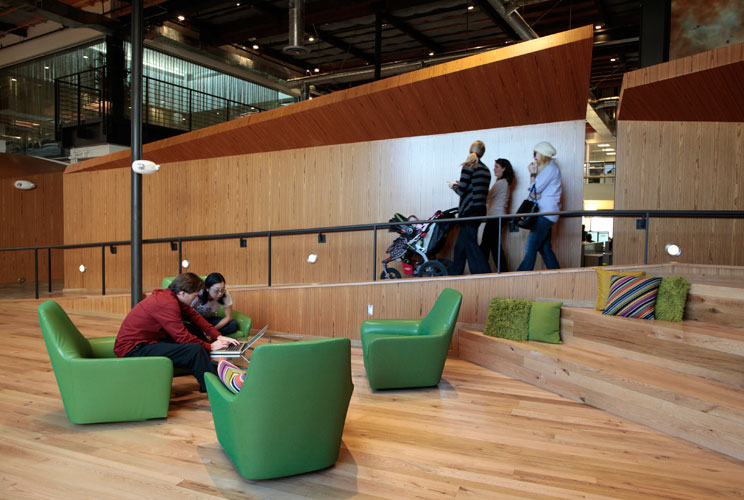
[458,327,744,462]
[562,307,744,389]
[685,282,744,329]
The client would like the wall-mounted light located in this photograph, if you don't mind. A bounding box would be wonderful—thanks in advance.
[14,180,36,190]
[665,243,681,257]
[307,253,318,264]
[132,160,160,175]
[177,15,185,21]
[252,44,260,50]
[181,259,190,268]
[78,264,87,273]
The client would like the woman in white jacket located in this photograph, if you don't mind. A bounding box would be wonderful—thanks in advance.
[516,141,562,271]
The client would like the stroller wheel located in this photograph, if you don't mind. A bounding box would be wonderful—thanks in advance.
[438,258,454,270]
[380,268,401,280]
[416,260,447,277]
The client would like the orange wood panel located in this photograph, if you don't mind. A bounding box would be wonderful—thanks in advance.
[65,26,593,174]
[0,169,64,285]
[618,42,744,122]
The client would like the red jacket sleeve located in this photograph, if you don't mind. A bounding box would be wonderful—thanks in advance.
[152,297,213,350]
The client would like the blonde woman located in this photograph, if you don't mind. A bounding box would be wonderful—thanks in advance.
[516,141,562,271]
[447,140,492,275]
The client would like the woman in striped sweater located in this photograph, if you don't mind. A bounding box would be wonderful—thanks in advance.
[447,140,492,275]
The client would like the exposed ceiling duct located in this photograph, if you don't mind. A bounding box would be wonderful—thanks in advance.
[284,0,308,55]
[486,0,538,40]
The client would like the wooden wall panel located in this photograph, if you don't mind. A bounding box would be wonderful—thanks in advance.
[0,170,64,285]
[56,263,695,337]
[614,120,744,265]
[62,120,585,290]
[65,26,593,174]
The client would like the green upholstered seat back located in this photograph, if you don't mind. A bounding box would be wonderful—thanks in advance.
[217,337,353,479]
[417,288,463,337]
[38,300,92,365]
[161,275,207,289]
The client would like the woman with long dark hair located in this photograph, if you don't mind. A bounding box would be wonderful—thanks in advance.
[480,158,515,272]
[192,272,239,335]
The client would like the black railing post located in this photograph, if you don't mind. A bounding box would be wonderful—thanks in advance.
[47,248,52,293]
[644,212,650,265]
[267,232,272,287]
[178,239,183,275]
[34,248,39,300]
[373,225,377,281]
[497,217,502,274]
[131,0,144,307]
[76,73,81,126]
[101,245,106,295]
[188,93,192,131]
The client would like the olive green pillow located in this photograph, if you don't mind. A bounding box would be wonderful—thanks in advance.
[654,276,691,322]
[484,298,532,341]
[528,301,563,344]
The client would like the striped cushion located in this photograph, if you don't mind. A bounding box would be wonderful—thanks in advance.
[217,359,246,394]
[602,275,662,319]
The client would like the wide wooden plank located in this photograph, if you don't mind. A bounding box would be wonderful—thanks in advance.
[459,327,744,461]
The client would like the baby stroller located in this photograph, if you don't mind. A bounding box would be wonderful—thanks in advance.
[380,207,458,279]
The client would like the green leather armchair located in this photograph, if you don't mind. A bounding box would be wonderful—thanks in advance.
[161,275,252,338]
[361,287,463,389]
[205,337,354,480]
[38,300,173,424]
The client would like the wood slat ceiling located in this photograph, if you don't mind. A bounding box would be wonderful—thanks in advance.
[618,42,744,122]
[66,25,593,174]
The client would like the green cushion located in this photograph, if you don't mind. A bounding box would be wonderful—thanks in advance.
[528,301,563,344]
[654,276,691,322]
[484,298,531,341]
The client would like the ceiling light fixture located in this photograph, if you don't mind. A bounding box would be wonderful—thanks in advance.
[597,143,611,147]
[308,36,315,42]
[177,15,185,21]
[314,68,320,73]
[467,5,474,10]
[595,24,602,29]
[610,58,617,62]
[252,44,259,50]
[428,51,434,56]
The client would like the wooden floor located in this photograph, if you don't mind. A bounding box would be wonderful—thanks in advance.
[2,299,744,499]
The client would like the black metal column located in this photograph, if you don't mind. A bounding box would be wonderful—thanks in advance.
[374,11,382,80]
[131,0,144,306]
[640,0,671,68]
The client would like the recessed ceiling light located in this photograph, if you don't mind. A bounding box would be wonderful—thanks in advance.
[308,36,315,42]
[595,24,602,29]
[177,15,185,21]
[467,5,474,10]
[314,68,320,73]
[11,78,17,81]
[252,44,259,50]
[606,152,616,156]
[236,2,240,5]
[428,51,434,56]
[610,57,617,62]
[597,143,611,147]
[44,66,49,70]
[83,55,88,59]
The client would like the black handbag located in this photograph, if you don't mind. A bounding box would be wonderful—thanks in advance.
[516,185,539,230]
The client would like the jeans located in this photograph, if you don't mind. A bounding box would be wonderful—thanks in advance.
[516,216,560,271]
[449,222,492,275]
[206,316,239,335]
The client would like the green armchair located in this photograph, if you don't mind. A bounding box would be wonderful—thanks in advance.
[205,338,354,480]
[161,275,251,338]
[361,287,463,389]
[38,300,173,424]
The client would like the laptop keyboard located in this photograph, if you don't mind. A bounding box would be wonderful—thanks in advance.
[223,343,243,352]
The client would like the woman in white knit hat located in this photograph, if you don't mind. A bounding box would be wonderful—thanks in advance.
[516,141,562,271]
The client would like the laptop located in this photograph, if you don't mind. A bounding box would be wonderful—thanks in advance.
[210,324,268,360]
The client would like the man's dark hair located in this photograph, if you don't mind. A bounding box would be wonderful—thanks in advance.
[167,272,204,294]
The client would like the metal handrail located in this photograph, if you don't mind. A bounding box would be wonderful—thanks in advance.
[3,209,744,299]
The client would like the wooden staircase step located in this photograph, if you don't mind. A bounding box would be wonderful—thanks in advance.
[561,307,744,388]
[458,327,744,462]
[685,282,744,328]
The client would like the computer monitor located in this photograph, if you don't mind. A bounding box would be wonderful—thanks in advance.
[597,232,610,243]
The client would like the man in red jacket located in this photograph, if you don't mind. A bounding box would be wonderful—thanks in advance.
[114,272,239,392]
